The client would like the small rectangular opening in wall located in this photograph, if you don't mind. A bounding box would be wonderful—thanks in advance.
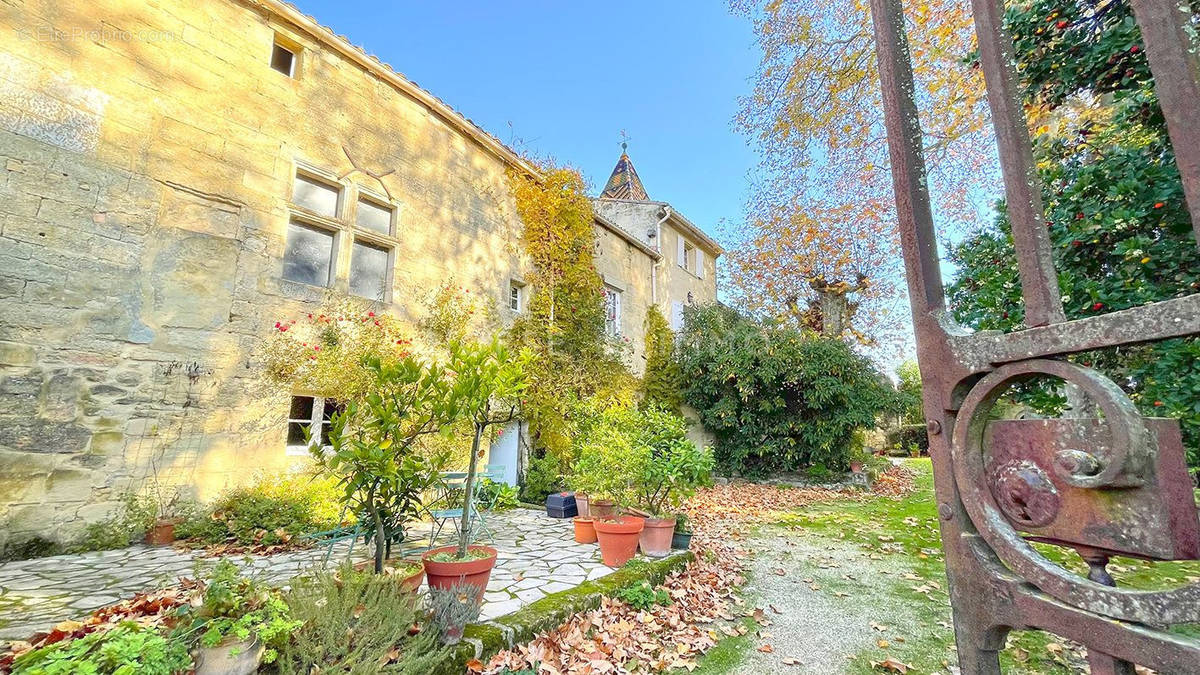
[271,39,297,77]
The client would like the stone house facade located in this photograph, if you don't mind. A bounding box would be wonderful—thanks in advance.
[0,0,721,545]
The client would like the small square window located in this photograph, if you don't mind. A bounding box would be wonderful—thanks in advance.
[509,282,523,312]
[271,41,296,77]
[286,395,341,454]
[355,198,393,235]
[349,239,390,301]
[292,173,340,218]
[283,220,335,287]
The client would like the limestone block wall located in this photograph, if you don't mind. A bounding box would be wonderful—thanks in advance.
[0,0,532,545]
[592,224,656,375]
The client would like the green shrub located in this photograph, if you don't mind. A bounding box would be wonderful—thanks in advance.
[181,473,344,546]
[615,580,670,611]
[677,304,895,477]
[884,424,929,457]
[278,567,446,673]
[476,478,519,511]
[519,452,563,504]
[0,536,64,563]
[12,622,191,675]
[173,559,299,665]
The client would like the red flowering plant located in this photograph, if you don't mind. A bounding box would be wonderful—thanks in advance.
[257,296,414,404]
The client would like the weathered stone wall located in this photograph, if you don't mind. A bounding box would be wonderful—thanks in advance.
[0,0,719,547]
[592,224,655,375]
[0,0,535,546]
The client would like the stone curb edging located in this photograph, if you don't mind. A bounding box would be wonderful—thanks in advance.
[433,550,696,674]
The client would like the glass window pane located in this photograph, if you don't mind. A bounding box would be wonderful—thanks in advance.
[322,398,343,421]
[349,240,389,300]
[293,174,339,217]
[356,199,392,234]
[319,421,332,446]
[288,395,314,420]
[271,43,295,76]
[286,421,308,445]
[283,221,334,286]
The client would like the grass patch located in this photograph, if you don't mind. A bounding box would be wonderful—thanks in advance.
[692,616,758,675]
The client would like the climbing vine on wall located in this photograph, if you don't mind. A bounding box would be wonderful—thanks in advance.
[505,165,633,469]
[640,305,683,414]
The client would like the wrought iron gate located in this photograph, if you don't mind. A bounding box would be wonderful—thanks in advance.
[869,0,1200,669]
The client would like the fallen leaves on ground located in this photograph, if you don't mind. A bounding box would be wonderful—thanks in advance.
[0,581,198,670]
[482,466,916,673]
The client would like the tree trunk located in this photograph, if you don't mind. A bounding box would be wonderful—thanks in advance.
[457,422,485,558]
[368,484,385,573]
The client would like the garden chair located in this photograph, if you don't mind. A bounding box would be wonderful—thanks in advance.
[426,471,469,550]
[469,464,506,542]
[300,505,363,566]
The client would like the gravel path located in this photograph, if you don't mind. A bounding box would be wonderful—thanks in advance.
[733,526,931,674]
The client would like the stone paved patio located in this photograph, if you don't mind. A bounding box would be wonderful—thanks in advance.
[0,507,606,641]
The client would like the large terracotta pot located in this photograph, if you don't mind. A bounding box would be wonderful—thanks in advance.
[352,558,426,593]
[638,517,677,558]
[573,517,597,544]
[593,515,644,567]
[575,492,590,518]
[144,518,178,546]
[590,499,616,519]
[421,545,498,601]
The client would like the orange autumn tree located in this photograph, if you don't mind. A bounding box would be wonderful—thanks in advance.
[728,0,995,351]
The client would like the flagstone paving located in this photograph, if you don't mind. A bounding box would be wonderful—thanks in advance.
[0,507,606,641]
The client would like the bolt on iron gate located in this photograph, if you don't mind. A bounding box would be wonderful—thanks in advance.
[869,0,1200,669]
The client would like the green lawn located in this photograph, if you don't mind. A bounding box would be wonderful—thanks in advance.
[695,459,1200,673]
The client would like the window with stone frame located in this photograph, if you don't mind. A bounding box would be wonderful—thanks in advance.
[285,395,341,455]
[604,285,622,336]
[284,167,399,301]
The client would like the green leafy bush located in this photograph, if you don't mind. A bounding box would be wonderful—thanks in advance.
[278,567,446,673]
[676,304,896,477]
[615,580,670,611]
[178,474,344,546]
[173,559,300,664]
[12,622,191,675]
[519,452,564,504]
[476,478,519,511]
[884,425,930,457]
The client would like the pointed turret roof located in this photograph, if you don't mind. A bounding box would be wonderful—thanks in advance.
[600,146,649,201]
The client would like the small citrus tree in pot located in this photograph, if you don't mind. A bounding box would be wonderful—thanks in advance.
[572,402,646,566]
[630,407,714,557]
[422,339,530,601]
[317,355,453,575]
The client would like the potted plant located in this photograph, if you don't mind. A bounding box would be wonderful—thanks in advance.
[176,560,300,675]
[350,558,426,593]
[422,339,530,600]
[671,512,693,550]
[572,515,597,544]
[575,490,591,518]
[317,355,453,574]
[631,408,714,557]
[593,514,645,566]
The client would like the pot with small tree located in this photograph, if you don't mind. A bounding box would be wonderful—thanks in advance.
[572,402,646,566]
[421,339,530,600]
[630,408,714,557]
[316,355,454,575]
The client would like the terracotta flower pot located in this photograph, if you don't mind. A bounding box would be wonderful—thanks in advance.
[421,545,498,602]
[573,517,597,544]
[144,518,178,546]
[590,498,616,519]
[575,492,590,518]
[352,558,426,593]
[194,636,263,675]
[638,517,677,558]
[593,515,644,567]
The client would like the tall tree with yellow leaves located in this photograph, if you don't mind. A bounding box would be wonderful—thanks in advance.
[728,0,995,351]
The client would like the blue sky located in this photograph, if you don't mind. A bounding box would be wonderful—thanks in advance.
[290,1,760,244]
